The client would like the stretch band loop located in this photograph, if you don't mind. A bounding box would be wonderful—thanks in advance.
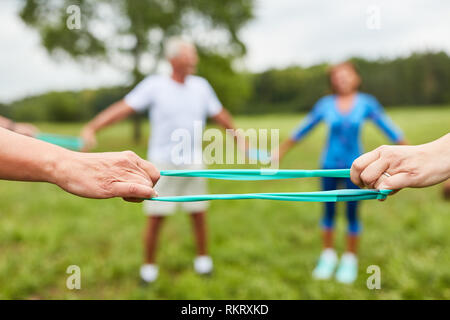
[150,189,392,202]
[149,169,392,202]
[160,169,350,180]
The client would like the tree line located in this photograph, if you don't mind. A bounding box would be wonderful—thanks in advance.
[1,51,449,122]
[246,51,450,114]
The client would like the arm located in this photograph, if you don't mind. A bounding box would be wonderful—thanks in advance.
[276,138,297,161]
[211,108,250,152]
[368,98,407,145]
[0,115,14,129]
[351,133,450,193]
[204,78,246,151]
[82,76,155,150]
[81,100,135,150]
[211,108,235,131]
[0,127,159,201]
[273,101,324,162]
[0,115,39,137]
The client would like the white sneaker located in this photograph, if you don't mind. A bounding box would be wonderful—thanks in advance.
[335,252,358,284]
[140,264,159,283]
[312,249,338,280]
[194,255,213,275]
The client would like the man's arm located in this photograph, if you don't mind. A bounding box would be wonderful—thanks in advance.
[0,127,159,201]
[211,108,250,152]
[211,108,235,131]
[81,100,136,150]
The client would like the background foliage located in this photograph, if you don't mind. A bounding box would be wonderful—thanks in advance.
[2,51,450,122]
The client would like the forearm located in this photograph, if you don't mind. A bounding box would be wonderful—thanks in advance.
[0,128,68,183]
[85,100,134,133]
[212,108,235,131]
[278,138,296,159]
[211,108,246,149]
[423,133,450,179]
[0,127,159,200]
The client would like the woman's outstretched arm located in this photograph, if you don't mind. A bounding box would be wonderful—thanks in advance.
[273,100,325,162]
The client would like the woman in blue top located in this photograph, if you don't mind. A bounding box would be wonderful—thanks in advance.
[276,62,406,284]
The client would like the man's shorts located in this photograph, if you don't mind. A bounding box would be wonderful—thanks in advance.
[144,162,209,216]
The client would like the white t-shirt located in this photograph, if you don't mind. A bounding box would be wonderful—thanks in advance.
[124,75,223,164]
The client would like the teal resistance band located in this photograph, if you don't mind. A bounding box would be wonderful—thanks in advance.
[160,169,350,180]
[36,133,84,151]
[149,169,392,202]
[151,189,391,202]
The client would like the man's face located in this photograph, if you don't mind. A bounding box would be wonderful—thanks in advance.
[170,45,198,76]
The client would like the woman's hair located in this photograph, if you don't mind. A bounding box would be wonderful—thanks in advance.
[327,61,361,93]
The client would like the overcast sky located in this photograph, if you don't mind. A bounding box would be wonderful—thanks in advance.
[1,0,449,103]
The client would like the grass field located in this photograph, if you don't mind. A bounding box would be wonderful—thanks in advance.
[0,107,449,299]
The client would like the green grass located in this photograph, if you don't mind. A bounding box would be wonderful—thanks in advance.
[0,106,449,299]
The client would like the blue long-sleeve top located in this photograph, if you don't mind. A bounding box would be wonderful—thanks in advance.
[291,92,404,169]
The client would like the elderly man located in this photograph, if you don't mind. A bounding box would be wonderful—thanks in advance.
[82,37,240,284]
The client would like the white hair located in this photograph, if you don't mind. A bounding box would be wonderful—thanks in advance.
[164,37,195,60]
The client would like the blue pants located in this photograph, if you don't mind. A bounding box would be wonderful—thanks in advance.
[321,177,361,235]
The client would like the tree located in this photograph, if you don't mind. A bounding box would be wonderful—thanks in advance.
[19,0,254,140]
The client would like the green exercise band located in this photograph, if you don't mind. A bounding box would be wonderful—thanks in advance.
[149,169,392,202]
[36,133,84,151]
[159,169,350,180]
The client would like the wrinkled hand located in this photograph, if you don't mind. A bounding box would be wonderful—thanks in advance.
[54,150,160,202]
[81,126,97,151]
[351,137,450,195]
[14,123,39,137]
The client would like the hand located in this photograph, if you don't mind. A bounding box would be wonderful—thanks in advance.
[81,126,97,151]
[272,139,295,165]
[53,150,160,202]
[270,148,281,164]
[351,135,450,194]
[233,131,252,162]
[234,131,248,153]
[13,123,39,137]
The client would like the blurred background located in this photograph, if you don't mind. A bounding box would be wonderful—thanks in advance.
[0,0,449,299]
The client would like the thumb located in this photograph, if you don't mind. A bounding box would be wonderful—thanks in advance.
[82,136,97,152]
[377,172,410,191]
[376,175,403,201]
[110,182,157,199]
